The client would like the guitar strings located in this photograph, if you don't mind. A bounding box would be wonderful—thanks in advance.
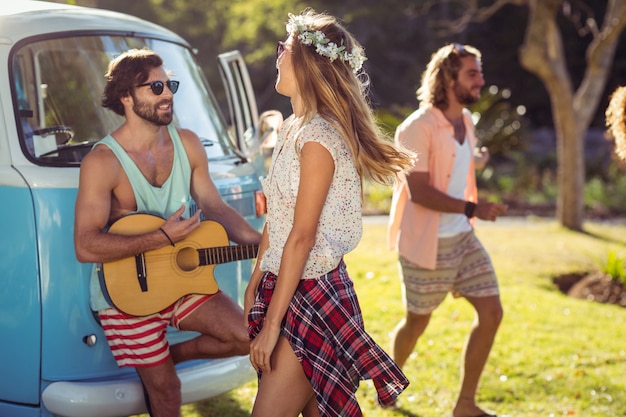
[128,245,259,266]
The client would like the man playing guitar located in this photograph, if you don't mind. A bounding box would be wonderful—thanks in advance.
[74,48,261,417]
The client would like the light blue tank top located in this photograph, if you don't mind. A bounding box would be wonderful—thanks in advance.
[89,124,192,310]
[98,124,192,218]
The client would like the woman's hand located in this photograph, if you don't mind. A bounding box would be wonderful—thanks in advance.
[249,322,281,373]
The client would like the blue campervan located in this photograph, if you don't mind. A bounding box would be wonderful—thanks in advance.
[0,2,268,416]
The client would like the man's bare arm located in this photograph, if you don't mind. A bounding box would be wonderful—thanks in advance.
[406,171,507,221]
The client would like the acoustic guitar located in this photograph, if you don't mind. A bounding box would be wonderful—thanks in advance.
[98,213,259,316]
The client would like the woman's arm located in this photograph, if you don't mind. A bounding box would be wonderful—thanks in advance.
[248,141,334,373]
[244,224,270,327]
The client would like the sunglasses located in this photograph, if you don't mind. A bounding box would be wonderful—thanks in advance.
[136,80,180,95]
[276,41,286,60]
[452,43,466,53]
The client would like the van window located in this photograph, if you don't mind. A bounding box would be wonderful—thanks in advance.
[10,35,238,166]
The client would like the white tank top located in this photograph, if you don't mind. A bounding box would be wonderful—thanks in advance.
[438,137,472,237]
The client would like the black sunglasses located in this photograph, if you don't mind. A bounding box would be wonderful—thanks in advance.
[276,41,286,60]
[136,80,179,95]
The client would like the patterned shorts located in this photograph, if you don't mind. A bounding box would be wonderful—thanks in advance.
[399,230,499,315]
[99,293,216,368]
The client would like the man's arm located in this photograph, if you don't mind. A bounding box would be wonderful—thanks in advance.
[406,171,466,214]
[406,171,507,221]
[181,129,262,245]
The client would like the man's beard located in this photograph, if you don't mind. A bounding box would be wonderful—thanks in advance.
[131,94,173,125]
[454,83,480,106]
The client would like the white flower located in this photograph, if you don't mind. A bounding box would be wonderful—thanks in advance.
[286,13,366,73]
[312,31,327,44]
[298,33,312,45]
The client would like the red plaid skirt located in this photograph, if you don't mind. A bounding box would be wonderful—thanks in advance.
[248,260,409,416]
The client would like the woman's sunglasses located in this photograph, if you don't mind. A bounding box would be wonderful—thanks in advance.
[276,41,286,60]
[136,80,180,95]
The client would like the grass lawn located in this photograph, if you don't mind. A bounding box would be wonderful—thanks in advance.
[154,217,626,417]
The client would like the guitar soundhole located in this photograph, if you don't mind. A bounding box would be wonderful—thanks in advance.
[176,247,199,272]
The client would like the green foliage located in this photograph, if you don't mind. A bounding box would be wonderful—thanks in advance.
[57,0,626,131]
[602,250,626,287]
[224,0,306,62]
[470,85,529,154]
[583,161,626,216]
[362,180,393,214]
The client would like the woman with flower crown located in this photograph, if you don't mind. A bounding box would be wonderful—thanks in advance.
[244,8,414,417]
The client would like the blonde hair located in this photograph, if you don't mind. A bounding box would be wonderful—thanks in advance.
[417,43,482,110]
[606,86,626,161]
[287,9,414,184]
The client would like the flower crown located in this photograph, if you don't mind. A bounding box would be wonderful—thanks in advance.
[286,13,367,73]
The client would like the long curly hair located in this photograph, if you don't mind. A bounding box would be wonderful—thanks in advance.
[286,9,414,184]
[605,86,626,161]
[417,43,481,110]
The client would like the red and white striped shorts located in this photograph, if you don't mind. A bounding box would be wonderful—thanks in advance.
[98,293,216,368]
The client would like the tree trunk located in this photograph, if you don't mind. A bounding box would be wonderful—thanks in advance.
[518,0,626,230]
[519,0,585,230]
[554,102,585,230]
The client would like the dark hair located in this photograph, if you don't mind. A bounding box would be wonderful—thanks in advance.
[101,48,163,116]
[417,43,482,110]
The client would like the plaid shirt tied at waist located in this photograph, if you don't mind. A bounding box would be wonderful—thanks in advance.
[248,260,409,416]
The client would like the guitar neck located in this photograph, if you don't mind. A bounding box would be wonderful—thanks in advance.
[198,244,259,266]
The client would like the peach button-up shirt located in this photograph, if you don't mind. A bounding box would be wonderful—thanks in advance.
[388,105,478,270]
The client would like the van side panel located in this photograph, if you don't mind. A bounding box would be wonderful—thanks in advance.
[34,187,122,379]
[0,402,40,417]
[0,182,41,406]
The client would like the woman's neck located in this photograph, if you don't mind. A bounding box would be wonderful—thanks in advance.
[291,95,305,117]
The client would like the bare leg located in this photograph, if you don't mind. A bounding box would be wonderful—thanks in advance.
[170,292,249,363]
[453,295,503,417]
[136,359,182,417]
[391,312,431,368]
[137,293,249,416]
[251,337,315,417]
[302,395,321,417]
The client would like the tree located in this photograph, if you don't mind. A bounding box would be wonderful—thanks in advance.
[420,0,626,230]
[61,0,626,229]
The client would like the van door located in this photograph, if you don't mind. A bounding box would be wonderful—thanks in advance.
[0,169,41,408]
[0,50,42,410]
[217,51,262,168]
